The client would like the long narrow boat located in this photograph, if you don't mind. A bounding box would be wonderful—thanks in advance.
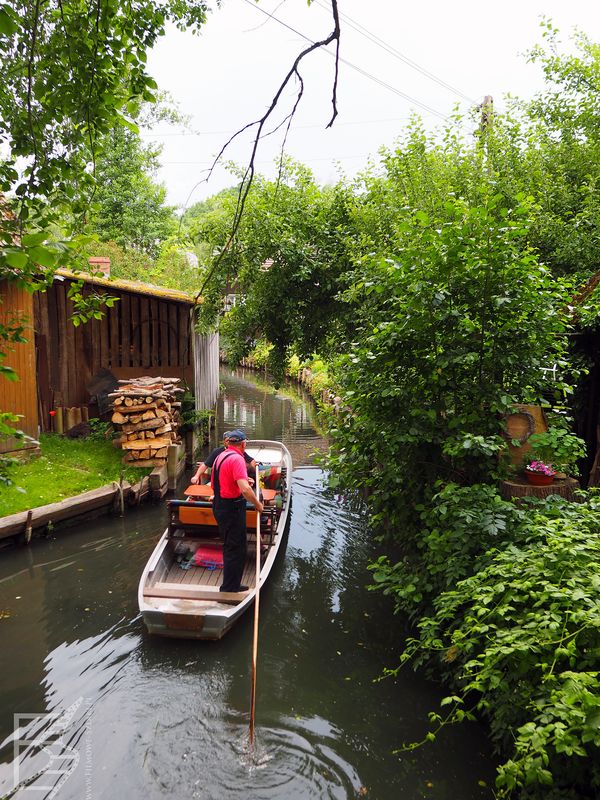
[138,440,292,640]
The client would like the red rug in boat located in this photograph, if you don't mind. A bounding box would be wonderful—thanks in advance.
[194,544,224,570]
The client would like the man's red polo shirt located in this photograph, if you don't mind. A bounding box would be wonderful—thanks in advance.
[211,447,247,498]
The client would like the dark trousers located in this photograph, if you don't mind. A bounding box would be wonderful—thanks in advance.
[214,501,247,591]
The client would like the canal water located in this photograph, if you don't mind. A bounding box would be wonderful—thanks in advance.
[0,368,495,799]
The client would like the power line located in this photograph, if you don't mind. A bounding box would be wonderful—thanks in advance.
[161,153,377,165]
[240,0,450,122]
[140,116,421,138]
[314,0,478,105]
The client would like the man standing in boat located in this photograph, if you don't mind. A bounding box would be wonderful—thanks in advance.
[211,429,263,593]
[190,431,258,485]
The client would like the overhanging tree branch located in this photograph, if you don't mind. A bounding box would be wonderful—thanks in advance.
[191,0,341,306]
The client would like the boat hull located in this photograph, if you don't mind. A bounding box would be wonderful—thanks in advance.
[138,440,292,640]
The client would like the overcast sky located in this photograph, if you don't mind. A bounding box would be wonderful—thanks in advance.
[144,0,600,210]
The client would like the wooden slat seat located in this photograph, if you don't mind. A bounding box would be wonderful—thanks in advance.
[144,582,249,604]
[183,484,214,499]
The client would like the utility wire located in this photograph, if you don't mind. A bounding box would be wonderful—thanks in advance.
[314,0,478,105]
[162,153,376,165]
[240,0,450,122]
[140,116,419,137]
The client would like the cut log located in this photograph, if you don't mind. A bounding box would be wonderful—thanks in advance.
[122,437,173,450]
[154,424,172,435]
[113,403,159,413]
[124,397,133,407]
[140,449,150,459]
[118,376,180,385]
[121,418,165,434]
[146,431,155,439]
[122,456,167,468]
[500,476,580,502]
[154,446,168,458]
[112,411,127,425]
[142,410,156,421]
[145,396,154,404]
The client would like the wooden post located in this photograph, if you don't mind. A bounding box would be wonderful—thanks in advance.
[81,406,89,422]
[24,509,33,545]
[167,443,184,489]
[55,406,64,435]
[479,95,493,136]
[73,406,82,425]
[64,407,76,431]
[249,465,261,746]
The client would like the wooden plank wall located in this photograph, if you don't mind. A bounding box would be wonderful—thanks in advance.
[0,280,39,453]
[193,330,220,410]
[34,279,196,430]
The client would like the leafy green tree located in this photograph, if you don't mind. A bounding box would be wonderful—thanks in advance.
[194,160,355,373]
[0,0,208,285]
[85,239,153,282]
[328,191,571,531]
[89,126,177,257]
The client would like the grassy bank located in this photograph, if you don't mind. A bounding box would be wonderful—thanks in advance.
[0,434,149,516]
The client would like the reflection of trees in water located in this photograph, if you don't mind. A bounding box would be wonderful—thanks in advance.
[263,486,371,708]
[215,368,326,466]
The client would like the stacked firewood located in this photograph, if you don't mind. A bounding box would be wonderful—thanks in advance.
[109,377,183,468]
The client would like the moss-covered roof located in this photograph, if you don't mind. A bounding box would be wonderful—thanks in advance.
[55,268,198,304]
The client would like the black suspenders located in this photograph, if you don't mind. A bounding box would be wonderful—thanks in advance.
[212,451,243,507]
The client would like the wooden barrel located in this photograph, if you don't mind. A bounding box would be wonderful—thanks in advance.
[503,404,548,465]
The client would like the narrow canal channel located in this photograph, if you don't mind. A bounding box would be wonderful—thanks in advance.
[0,368,495,799]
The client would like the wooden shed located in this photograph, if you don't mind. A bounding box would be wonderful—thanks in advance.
[0,280,39,455]
[1,268,219,447]
[33,269,219,431]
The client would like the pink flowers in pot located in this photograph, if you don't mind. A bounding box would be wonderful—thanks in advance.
[525,460,556,477]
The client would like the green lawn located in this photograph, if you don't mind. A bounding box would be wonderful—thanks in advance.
[0,434,150,516]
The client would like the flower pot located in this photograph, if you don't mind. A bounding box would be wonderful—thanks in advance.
[525,471,555,486]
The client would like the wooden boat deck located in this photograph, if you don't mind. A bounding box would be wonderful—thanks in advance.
[160,538,259,590]
[163,558,258,589]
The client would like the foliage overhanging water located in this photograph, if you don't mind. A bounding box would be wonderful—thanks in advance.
[0,368,494,799]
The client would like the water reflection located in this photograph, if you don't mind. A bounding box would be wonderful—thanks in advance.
[0,370,494,799]
[215,368,327,466]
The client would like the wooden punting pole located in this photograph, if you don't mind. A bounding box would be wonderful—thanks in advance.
[249,465,261,746]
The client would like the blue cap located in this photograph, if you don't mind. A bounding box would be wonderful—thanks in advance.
[227,429,247,442]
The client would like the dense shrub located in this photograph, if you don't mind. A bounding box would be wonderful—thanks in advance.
[394,495,600,798]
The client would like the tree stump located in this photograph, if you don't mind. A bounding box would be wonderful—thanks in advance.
[500,476,580,502]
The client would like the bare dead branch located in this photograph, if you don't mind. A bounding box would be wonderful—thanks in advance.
[189,0,341,307]
[275,69,304,197]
